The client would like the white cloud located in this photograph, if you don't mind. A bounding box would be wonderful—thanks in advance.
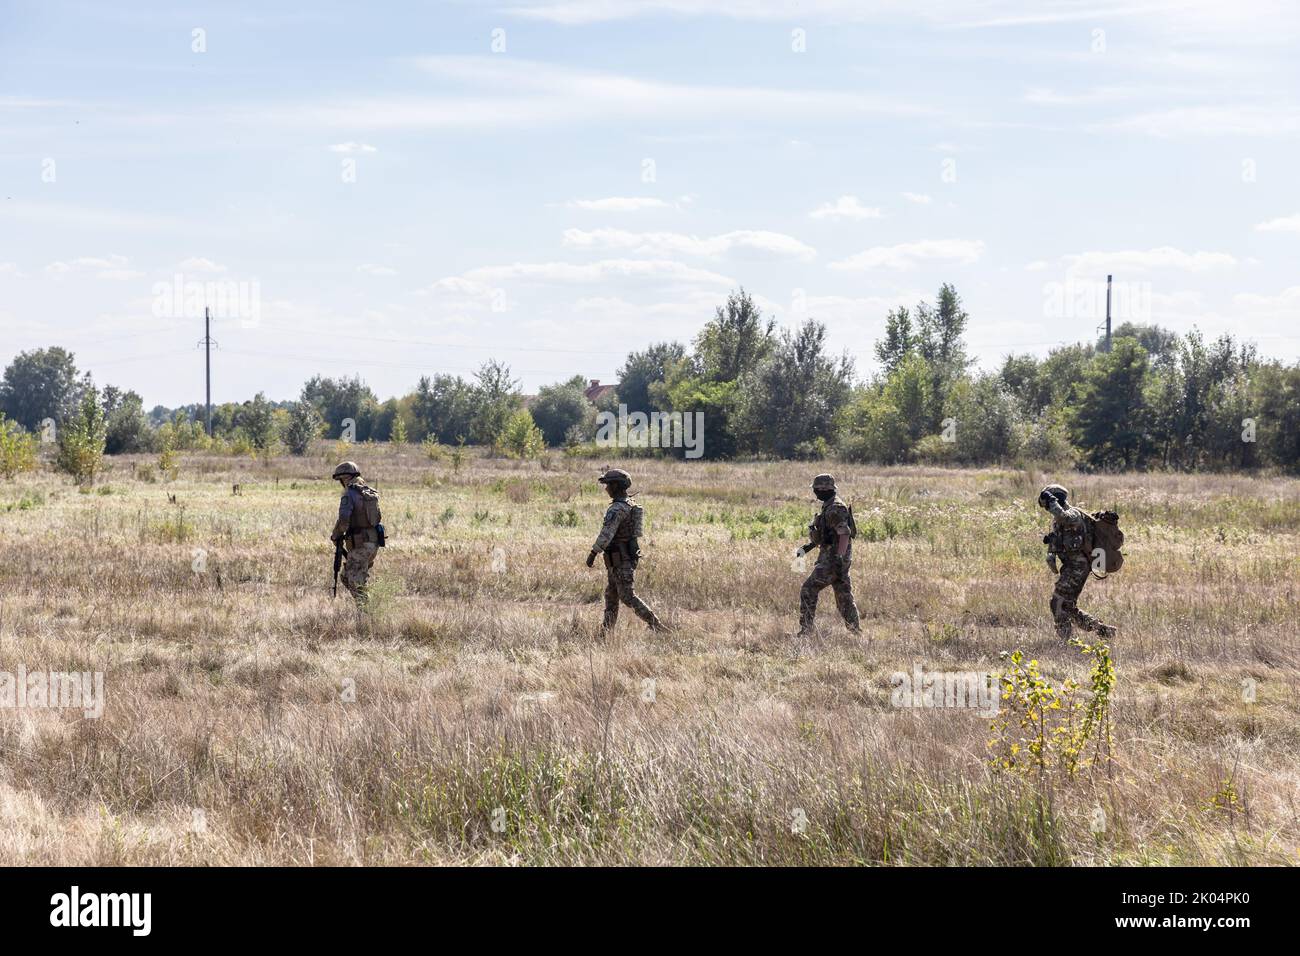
[0,262,22,277]
[461,258,735,285]
[328,142,378,153]
[176,257,228,273]
[901,192,933,204]
[1100,106,1300,137]
[1232,286,1300,320]
[809,195,882,221]
[562,228,816,260]
[1255,213,1300,233]
[828,239,985,271]
[43,255,143,280]
[568,197,671,212]
[357,264,398,276]
[278,56,934,131]
[1061,246,1238,276]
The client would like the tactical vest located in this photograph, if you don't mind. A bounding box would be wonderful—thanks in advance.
[348,481,381,531]
[812,497,855,549]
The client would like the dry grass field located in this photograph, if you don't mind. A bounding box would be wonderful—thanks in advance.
[1,445,1297,865]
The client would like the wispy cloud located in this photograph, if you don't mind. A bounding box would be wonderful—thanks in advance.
[1061,246,1238,276]
[567,197,672,212]
[562,228,816,260]
[1255,213,1300,233]
[809,196,882,221]
[829,239,985,271]
[459,258,735,285]
[328,141,379,153]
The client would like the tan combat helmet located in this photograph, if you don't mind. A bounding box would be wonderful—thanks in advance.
[332,461,361,480]
[811,473,836,493]
[598,467,631,489]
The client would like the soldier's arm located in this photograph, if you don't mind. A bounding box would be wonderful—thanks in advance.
[332,490,353,540]
[1045,498,1085,532]
[826,504,851,557]
[591,504,624,553]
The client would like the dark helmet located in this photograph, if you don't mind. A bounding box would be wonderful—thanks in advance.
[1039,484,1069,507]
[598,467,631,489]
[332,461,361,480]
[811,473,836,493]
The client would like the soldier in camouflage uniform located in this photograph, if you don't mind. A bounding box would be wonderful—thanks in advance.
[331,461,382,610]
[586,468,666,633]
[1039,484,1116,642]
[797,474,862,636]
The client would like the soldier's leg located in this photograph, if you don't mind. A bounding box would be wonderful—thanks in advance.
[343,539,379,610]
[1052,556,1096,639]
[602,565,620,631]
[831,561,861,633]
[1068,574,1114,636]
[799,561,832,634]
[614,566,665,631]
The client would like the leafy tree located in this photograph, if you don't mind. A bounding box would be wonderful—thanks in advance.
[238,393,278,450]
[1071,337,1154,469]
[873,307,915,375]
[56,386,107,483]
[469,360,521,446]
[732,320,854,457]
[301,375,379,440]
[694,288,774,383]
[0,347,84,430]
[102,386,152,454]
[282,400,323,455]
[0,415,38,479]
[411,374,475,443]
[943,374,1022,464]
[617,342,687,414]
[837,389,910,464]
[498,408,544,459]
[531,376,595,446]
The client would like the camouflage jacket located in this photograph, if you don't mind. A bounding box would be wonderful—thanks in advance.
[593,496,635,553]
[1045,499,1089,555]
[812,495,853,557]
[333,477,379,538]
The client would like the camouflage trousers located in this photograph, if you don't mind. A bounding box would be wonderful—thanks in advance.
[799,554,861,634]
[1051,553,1108,638]
[342,529,379,610]
[603,557,662,631]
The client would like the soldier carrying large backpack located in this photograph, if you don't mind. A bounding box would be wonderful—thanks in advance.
[1039,483,1118,642]
[585,468,667,633]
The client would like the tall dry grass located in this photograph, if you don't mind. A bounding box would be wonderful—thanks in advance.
[0,445,1296,864]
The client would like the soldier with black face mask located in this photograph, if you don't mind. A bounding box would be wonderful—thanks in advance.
[586,468,667,634]
[796,473,861,637]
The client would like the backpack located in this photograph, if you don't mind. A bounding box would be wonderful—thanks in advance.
[626,500,644,538]
[1085,510,1124,577]
[352,483,382,528]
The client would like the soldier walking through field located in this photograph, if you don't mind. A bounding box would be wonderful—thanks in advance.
[796,473,862,637]
[330,461,384,610]
[1039,483,1117,642]
[585,468,667,633]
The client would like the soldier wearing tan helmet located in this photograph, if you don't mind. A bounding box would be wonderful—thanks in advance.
[331,461,384,610]
[796,473,861,637]
[586,468,667,633]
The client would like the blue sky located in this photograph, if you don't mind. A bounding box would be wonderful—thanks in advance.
[2,0,1297,408]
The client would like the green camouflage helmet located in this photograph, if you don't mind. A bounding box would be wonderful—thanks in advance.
[598,467,631,488]
[811,473,836,492]
[332,461,361,480]
[1039,484,1069,507]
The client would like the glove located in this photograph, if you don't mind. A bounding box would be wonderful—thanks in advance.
[1046,554,1058,574]
[586,549,597,568]
[1042,533,1054,545]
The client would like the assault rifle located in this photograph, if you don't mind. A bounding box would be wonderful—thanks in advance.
[332,536,347,598]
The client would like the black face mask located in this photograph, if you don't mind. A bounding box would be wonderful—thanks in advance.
[814,488,835,502]
[606,483,627,498]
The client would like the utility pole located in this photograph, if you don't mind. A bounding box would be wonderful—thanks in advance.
[197,307,217,435]
[1104,274,1113,353]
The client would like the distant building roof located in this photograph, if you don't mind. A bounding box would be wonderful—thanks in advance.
[583,379,618,404]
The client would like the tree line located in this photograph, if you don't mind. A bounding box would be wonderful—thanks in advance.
[2,285,1298,479]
